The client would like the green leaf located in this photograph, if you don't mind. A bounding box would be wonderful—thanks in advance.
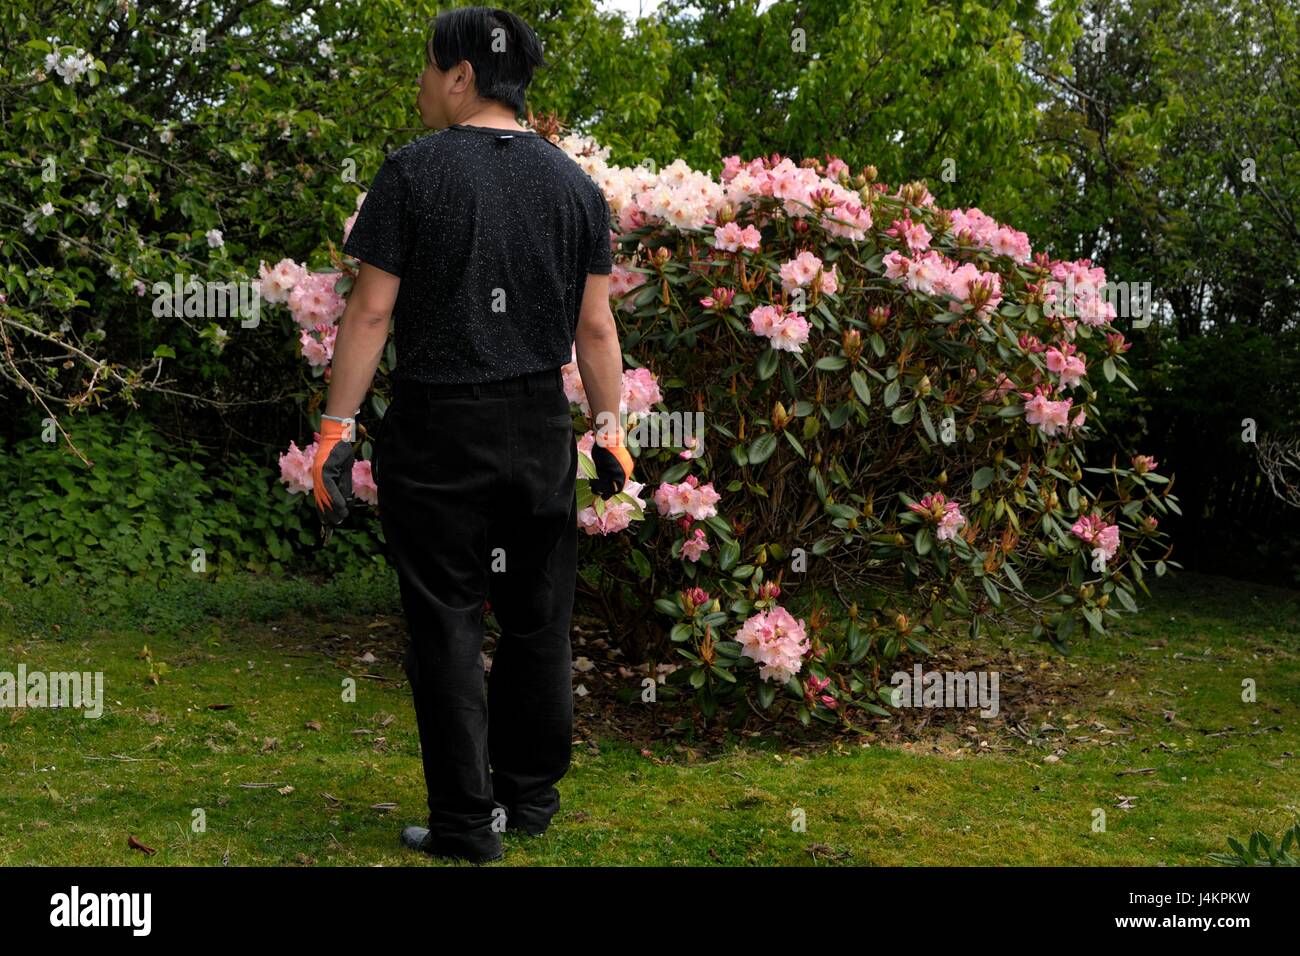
[971,466,996,490]
[748,432,778,464]
[850,370,872,405]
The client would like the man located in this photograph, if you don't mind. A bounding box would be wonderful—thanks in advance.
[309,6,634,865]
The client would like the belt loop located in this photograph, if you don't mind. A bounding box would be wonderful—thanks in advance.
[471,382,481,399]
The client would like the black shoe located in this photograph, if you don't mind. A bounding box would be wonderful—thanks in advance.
[400,825,504,864]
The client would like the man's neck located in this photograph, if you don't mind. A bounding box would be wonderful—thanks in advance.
[454,107,527,133]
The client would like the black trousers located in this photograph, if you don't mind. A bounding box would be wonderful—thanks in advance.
[373,366,577,857]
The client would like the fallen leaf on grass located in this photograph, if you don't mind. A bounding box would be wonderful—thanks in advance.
[127,835,156,856]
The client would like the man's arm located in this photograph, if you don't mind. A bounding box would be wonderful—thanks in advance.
[574,273,633,497]
[574,273,621,438]
[310,262,399,517]
[323,262,400,418]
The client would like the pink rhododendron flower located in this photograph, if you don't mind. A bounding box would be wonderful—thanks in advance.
[258,258,308,305]
[654,475,721,521]
[735,606,810,684]
[1023,387,1074,437]
[609,263,650,311]
[1044,343,1087,389]
[577,479,646,535]
[278,440,317,494]
[1132,454,1158,474]
[351,459,377,505]
[748,304,809,353]
[948,208,1032,263]
[907,492,967,542]
[300,323,338,367]
[287,270,346,330]
[1071,513,1120,565]
[620,366,662,415]
[561,359,589,417]
[713,221,762,252]
[981,372,1016,402]
[680,527,710,562]
[778,251,836,293]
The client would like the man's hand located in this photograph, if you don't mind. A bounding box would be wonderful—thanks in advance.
[312,418,356,525]
[590,425,634,499]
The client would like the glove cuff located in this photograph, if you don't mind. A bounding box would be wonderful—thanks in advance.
[320,417,356,442]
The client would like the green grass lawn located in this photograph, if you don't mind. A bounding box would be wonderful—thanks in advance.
[2,570,1296,866]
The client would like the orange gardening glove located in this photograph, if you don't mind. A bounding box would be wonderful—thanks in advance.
[590,425,634,500]
[311,417,355,525]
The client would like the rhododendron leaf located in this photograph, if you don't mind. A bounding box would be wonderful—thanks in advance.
[719,540,740,571]
[890,402,915,425]
[711,665,737,684]
[1082,607,1105,634]
[884,380,901,407]
[756,683,776,710]
[982,576,1001,607]
[1069,553,1086,587]
[1002,562,1024,592]
[659,460,690,483]
[815,355,847,371]
[1103,357,1117,382]
[850,371,872,405]
[915,527,932,556]
[747,432,777,464]
[1115,587,1138,613]
[919,402,937,442]
[577,452,597,479]
[370,393,387,417]
[756,348,778,380]
[669,623,691,643]
[972,466,997,491]
[629,549,652,580]
[783,431,806,458]
[655,599,681,619]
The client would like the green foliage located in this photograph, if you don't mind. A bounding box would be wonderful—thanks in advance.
[0,414,383,589]
[1208,819,1300,866]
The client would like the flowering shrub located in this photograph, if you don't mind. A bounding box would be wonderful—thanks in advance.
[267,123,1180,727]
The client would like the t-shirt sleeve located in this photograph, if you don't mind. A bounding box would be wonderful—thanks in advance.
[342,155,412,278]
[587,189,613,276]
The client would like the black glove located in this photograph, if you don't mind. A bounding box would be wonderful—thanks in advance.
[312,418,355,526]
[590,442,633,500]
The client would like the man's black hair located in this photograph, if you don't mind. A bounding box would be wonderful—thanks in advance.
[425,6,546,115]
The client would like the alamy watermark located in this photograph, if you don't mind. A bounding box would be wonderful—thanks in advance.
[889,664,1000,718]
[0,666,104,718]
[151,273,261,328]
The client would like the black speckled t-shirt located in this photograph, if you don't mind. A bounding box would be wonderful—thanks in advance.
[342,124,613,384]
